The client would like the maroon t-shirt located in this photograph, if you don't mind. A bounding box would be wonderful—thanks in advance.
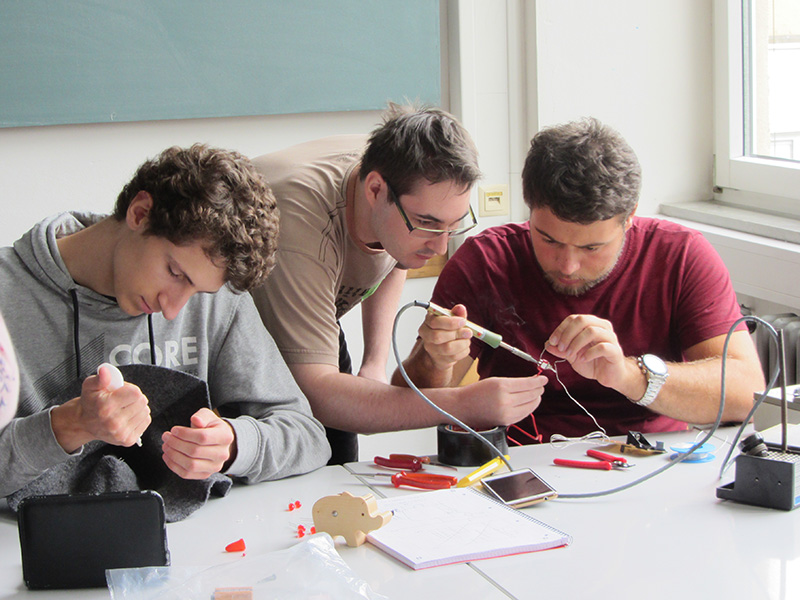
[432,217,745,443]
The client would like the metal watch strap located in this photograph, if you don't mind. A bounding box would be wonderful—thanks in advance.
[633,355,668,408]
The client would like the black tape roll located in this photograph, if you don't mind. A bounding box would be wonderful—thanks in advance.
[436,424,508,467]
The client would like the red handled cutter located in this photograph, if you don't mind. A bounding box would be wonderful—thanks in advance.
[373,454,457,472]
[374,454,424,471]
[553,449,634,471]
[354,471,458,490]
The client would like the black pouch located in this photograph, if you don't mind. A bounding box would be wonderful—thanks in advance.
[17,490,170,589]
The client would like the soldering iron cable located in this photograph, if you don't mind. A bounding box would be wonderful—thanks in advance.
[718,317,781,477]
[393,304,780,500]
[557,315,780,499]
[392,301,513,472]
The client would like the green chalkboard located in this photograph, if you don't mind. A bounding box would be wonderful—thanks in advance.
[0,0,440,127]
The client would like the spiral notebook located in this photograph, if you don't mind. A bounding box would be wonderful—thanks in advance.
[366,487,571,570]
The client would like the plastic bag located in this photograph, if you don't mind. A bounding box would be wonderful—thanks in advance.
[106,533,388,600]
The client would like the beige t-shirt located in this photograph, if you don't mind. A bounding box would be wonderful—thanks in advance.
[250,135,398,367]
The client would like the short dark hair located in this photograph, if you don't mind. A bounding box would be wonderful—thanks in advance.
[522,117,641,223]
[360,102,481,198]
[114,144,279,292]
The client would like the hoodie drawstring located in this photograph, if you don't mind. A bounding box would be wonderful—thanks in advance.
[70,288,156,377]
[147,314,155,364]
[70,289,82,379]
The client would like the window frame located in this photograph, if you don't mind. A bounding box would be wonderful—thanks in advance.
[714,0,800,215]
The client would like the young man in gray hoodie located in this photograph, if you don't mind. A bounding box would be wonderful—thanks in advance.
[0,145,330,517]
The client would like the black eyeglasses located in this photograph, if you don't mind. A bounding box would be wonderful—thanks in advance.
[385,181,477,239]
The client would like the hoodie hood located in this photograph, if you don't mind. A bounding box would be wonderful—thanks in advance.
[14,211,122,315]
[11,211,154,380]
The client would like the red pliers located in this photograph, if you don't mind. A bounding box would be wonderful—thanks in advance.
[373,454,456,472]
[374,454,424,471]
[354,471,458,490]
[553,449,633,471]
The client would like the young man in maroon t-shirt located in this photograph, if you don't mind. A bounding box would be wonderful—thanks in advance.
[396,118,764,443]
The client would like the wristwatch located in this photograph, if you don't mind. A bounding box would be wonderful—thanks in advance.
[633,354,669,408]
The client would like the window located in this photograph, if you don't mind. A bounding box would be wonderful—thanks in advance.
[714,0,800,214]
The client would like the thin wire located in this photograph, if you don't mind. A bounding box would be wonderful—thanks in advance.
[692,428,728,449]
[692,425,730,446]
[538,347,608,443]
[557,315,768,499]
[392,301,513,471]
[509,362,545,446]
[508,418,542,446]
[549,358,608,437]
[549,431,612,449]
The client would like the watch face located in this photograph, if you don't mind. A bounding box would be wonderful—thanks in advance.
[642,354,668,376]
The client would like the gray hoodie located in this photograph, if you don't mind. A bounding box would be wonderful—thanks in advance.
[0,212,331,498]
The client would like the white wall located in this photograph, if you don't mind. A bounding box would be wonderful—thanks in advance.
[362,0,720,455]
[0,1,721,456]
[0,111,383,247]
[0,0,718,343]
[528,0,714,218]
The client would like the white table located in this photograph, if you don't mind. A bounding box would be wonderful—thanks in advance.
[3,426,800,599]
[0,464,511,599]
[475,428,800,600]
[349,425,800,600]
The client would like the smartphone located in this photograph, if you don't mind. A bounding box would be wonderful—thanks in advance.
[481,468,558,508]
[17,491,170,589]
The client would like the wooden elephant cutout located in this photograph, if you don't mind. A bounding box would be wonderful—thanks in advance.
[312,491,392,546]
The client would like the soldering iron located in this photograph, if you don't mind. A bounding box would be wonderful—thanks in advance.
[426,301,555,372]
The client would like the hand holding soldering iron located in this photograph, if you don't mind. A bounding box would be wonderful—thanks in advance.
[424,302,554,372]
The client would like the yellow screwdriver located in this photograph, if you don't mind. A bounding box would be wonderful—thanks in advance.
[456,455,511,488]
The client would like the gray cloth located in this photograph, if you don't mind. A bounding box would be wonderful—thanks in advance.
[0,212,331,501]
[7,365,232,522]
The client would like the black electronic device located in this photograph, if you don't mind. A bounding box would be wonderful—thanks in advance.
[716,443,800,511]
[17,491,170,589]
[717,327,800,511]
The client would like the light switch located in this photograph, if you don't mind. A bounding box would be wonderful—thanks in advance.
[478,184,509,217]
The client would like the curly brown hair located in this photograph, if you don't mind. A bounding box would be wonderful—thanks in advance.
[522,117,641,224]
[114,144,279,292]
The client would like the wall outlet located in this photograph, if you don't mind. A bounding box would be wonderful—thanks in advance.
[478,184,510,217]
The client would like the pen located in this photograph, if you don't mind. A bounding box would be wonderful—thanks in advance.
[456,455,510,487]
